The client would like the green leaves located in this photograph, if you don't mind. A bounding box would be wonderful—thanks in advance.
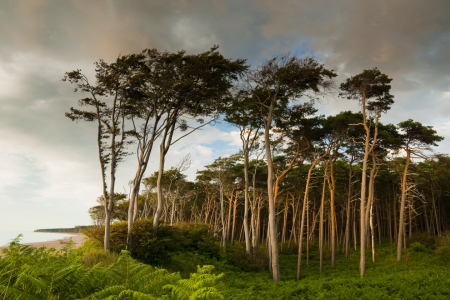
[398,119,444,148]
[0,241,224,300]
[340,68,394,113]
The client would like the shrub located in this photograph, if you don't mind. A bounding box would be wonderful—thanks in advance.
[83,220,221,266]
[435,246,450,261]
[223,243,268,272]
[406,232,437,249]
[437,231,450,248]
[0,239,224,299]
[409,242,428,253]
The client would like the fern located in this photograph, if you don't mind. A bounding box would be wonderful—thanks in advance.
[164,266,224,300]
[0,237,224,300]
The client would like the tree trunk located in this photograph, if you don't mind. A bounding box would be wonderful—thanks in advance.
[297,158,321,280]
[264,100,280,281]
[231,191,239,244]
[329,162,337,267]
[220,184,227,251]
[397,148,411,261]
[153,120,176,235]
[243,150,251,253]
[319,167,328,274]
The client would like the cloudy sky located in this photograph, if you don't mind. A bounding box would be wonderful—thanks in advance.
[0,0,449,231]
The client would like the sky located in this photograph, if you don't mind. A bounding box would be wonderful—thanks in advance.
[0,0,449,231]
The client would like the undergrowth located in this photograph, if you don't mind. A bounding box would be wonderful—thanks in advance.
[0,235,224,299]
[3,231,450,299]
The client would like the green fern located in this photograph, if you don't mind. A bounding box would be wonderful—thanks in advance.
[164,266,224,300]
[0,237,224,300]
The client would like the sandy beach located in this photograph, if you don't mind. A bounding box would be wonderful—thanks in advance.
[0,233,87,255]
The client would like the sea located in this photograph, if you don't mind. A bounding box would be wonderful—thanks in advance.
[0,231,77,247]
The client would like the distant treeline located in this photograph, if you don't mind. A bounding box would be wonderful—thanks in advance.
[35,226,92,233]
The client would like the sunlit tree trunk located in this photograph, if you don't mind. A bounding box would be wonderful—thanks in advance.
[319,165,328,273]
[397,148,411,260]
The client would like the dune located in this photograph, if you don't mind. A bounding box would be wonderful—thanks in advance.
[0,234,87,255]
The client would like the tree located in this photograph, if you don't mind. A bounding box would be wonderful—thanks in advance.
[243,54,336,281]
[396,119,443,260]
[339,67,394,276]
[197,156,239,251]
[150,46,247,235]
[64,54,139,251]
[225,93,263,254]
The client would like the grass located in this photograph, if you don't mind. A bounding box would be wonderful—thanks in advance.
[214,243,450,299]
[3,232,450,299]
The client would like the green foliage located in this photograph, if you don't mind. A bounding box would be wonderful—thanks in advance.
[84,221,221,266]
[217,243,450,299]
[406,232,437,249]
[435,246,450,262]
[408,242,428,253]
[223,244,268,272]
[0,237,224,300]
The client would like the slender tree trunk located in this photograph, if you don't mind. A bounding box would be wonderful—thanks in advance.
[329,162,337,267]
[393,184,398,242]
[370,205,375,262]
[353,203,357,251]
[264,100,280,281]
[297,158,321,280]
[231,191,239,244]
[431,183,440,236]
[153,120,176,235]
[409,196,413,238]
[281,194,289,252]
[319,167,328,274]
[220,184,227,251]
[345,174,352,259]
[227,193,234,243]
[243,150,251,253]
[397,148,411,261]
[127,113,160,250]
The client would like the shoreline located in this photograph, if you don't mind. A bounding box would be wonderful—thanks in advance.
[0,233,87,255]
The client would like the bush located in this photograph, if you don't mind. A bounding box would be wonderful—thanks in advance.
[406,232,437,249]
[408,242,428,253]
[83,220,221,266]
[224,243,268,272]
[437,231,450,248]
[435,246,450,261]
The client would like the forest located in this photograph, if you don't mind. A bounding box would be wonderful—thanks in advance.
[2,46,450,299]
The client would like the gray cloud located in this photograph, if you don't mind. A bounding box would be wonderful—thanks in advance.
[0,0,449,230]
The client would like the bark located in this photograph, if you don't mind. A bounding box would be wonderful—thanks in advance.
[243,149,251,253]
[319,166,328,273]
[153,120,176,235]
[431,183,440,236]
[397,148,411,261]
[220,183,226,251]
[345,160,353,259]
[231,191,239,244]
[226,191,234,243]
[281,194,289,251]
[126,111,161,249]
[358,92,380,276]
[264,100,280,281]
[329,162,337,267]
[297,157,323,279]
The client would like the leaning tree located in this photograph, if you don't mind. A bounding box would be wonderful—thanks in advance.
[396,119,443,260]
[339,68,394,276]
[64,54,140,251]
[243,54,336,281]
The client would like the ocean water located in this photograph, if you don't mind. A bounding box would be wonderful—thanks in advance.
[0,231,77,247]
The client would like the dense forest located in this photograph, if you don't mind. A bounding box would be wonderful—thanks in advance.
[2,46,450,299]
[65,47,446,280]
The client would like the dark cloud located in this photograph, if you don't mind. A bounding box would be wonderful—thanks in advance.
[0,0,449,230]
